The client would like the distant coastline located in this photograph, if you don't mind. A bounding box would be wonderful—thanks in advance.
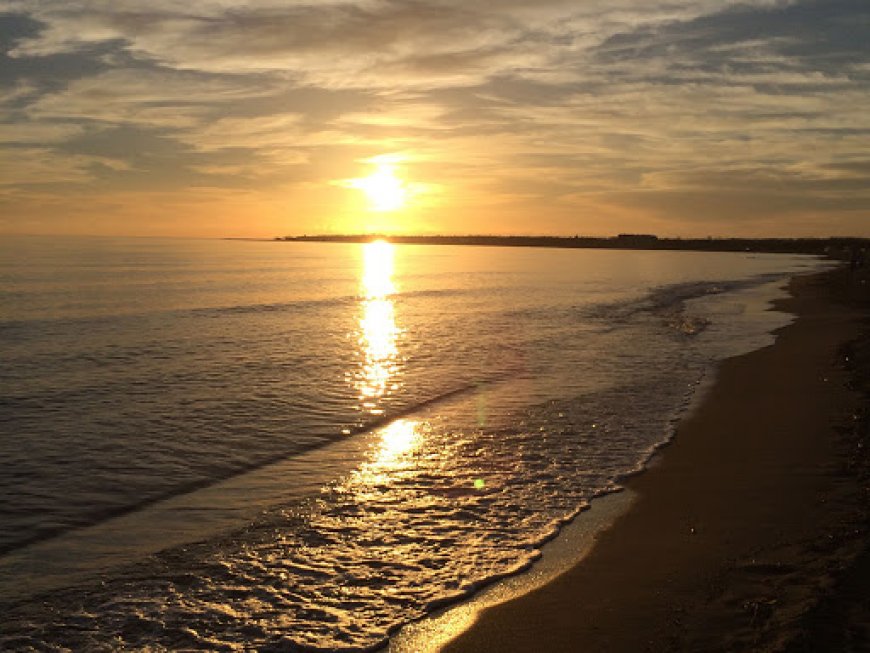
[275,233,869,257]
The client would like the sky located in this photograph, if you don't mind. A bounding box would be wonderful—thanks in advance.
[0,0,868,238]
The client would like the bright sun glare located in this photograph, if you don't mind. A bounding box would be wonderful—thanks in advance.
[351,163,407,212]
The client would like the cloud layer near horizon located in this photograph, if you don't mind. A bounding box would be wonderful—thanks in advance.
[1,0,868,237]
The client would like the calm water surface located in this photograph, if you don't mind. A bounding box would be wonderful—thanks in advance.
[0,236,827,650]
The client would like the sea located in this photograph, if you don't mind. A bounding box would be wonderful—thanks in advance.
[0,235,829,651]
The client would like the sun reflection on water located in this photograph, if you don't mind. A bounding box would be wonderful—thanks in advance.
[354,240,401,416]
[376,418,420,463]
[362,240,396,296]
[344,418,422,491]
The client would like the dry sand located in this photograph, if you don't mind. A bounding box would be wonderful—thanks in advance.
[442,267,870,652]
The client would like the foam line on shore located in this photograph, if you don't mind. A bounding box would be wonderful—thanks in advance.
[438,267,869,652]
[386,490,636,653]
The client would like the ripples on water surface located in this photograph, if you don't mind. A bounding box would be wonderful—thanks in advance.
[0,236,827,650]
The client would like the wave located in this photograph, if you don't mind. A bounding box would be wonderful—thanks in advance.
[580,272,789,337]
[0,287,486,338]
[0,265,821,651]
[0,372,521,556]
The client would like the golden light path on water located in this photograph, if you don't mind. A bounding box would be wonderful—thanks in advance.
[355,240,401,416]
[376,418,420,464]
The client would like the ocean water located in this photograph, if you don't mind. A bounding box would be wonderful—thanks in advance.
[0,236,827,651]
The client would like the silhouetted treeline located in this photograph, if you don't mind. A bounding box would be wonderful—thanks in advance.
[278,233,870,258]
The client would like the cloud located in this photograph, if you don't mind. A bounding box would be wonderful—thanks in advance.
[0,121,82,144]
[0,0,868,236]
[181,113,305,151]
[6,1,774,86]
[593,0,870,87]
[0,146,97,184]
[26,67,274,127]
[6,2,519,88]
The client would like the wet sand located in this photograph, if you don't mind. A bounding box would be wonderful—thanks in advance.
[443,267,870,652]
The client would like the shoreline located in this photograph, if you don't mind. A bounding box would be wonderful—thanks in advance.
[438,267,870,652]
[387,490,637,652]
[386,278,795,653]
[276,234,866,257]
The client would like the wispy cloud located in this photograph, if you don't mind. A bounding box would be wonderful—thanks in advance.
[0,0,867,236]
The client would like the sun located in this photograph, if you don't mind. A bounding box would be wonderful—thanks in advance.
[349,162,407,212]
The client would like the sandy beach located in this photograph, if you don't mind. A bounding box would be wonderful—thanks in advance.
[443,266,870,652]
